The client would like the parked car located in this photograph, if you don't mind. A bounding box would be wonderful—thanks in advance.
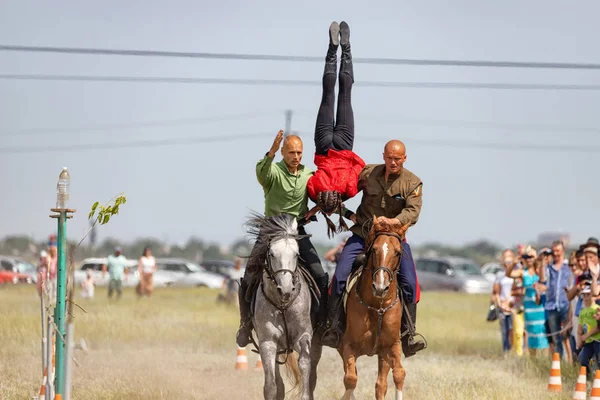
[481,262,503,282]
[415,256,493,294]
[201,260,241,278]
[0,255,33,284]
[155,258,225,289]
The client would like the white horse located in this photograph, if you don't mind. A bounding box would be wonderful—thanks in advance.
[245,213,322,400]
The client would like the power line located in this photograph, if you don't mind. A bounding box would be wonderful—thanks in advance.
[1,132,598,155]
[0,133,274,154]
[0,111,277,137]
[1,74,600,91]
[2,44,600,70]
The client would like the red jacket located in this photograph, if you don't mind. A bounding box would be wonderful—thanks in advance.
[307,149,366,202]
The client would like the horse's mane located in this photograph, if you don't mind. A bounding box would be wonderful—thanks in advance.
[244,212,302,268]
[365,218,410,248]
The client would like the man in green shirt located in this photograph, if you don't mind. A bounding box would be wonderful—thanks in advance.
[236,130,330,348]
[102,247,128,300]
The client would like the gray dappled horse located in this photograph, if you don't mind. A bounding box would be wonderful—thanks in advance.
[245,213,323,400]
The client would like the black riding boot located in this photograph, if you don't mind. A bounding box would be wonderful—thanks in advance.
[235,279,254,348]
[401,302,426,358]
[339,21,354,82]
[321,288,344,348]
[314,273,330,334]
[324,21,339,76]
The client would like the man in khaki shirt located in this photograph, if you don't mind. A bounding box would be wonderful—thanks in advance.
[320,140,426,357]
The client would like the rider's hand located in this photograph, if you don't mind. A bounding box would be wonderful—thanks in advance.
[376,216,399,226]
[349,213,357,223]
[267,130,284,158]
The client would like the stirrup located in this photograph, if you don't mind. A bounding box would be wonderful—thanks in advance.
[321,325,342,347]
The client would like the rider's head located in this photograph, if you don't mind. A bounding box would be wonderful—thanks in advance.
[383,140,406,176]
[281,135,303,171]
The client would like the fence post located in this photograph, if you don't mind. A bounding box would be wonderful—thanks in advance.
[50,167,76,398]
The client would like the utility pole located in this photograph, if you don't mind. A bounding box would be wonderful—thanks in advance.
[284,110,292,137]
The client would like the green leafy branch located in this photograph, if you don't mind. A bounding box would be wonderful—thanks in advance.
[88,193,127,225]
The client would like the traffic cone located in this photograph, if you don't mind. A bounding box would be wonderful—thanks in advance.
[255,354,263,370]
[548,352,562,392]
[591,369,600,400]
[572,366,586,400]
[38,367,47,400]
[54,395,62,400]
[235,346,248,370]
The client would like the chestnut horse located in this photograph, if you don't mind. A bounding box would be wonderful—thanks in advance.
[340,219,409,400]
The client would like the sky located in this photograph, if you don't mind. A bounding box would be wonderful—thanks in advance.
[1,0,599,250]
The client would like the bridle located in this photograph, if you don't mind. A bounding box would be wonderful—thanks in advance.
[356,230,404,356]
[257,235,304,364]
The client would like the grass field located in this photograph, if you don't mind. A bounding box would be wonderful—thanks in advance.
[0,285,580,399]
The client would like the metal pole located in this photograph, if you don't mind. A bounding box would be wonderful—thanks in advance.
[64,323,74,400]
[45,313,53,400]
[54,211,67,396]
[284,109,292,137]
[41,292,47,376]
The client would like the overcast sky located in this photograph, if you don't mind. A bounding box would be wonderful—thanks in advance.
[1,0,599,250]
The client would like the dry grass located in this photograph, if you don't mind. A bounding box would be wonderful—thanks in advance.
[0,285,579,399]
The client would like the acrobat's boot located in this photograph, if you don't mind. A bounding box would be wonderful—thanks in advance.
[321,288,344,348]
[324,21,339,75]
[401,302,427,358]
[339,21,353,82]
[235,279,254,348]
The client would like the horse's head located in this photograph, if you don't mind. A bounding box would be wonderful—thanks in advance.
[246,212,306,303]
[267,225,300,301]
[365,217,410,298]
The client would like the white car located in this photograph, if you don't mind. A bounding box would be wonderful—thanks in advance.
[155,258,225,289]
[481,262,503,283]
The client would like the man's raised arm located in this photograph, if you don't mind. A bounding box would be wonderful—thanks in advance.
[256,130,284,189]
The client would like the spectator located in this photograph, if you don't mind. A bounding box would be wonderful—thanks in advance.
[137,247,156,297]
[324,237,348,264]
[80,270,95,299]
[577,285,600,379]
[492,249,518,355]
[46,246,58,303]
[566,250,584,357]
[539,240,573,359]
[507,245,549,356]
[102,247,128,300]
[36,250,49,298]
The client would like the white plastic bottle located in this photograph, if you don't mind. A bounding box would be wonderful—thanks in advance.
[56,167,70,209]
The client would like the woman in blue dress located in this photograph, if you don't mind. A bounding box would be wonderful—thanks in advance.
[507,245,549,356]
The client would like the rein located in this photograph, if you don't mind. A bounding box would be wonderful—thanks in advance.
[356,231,404,357]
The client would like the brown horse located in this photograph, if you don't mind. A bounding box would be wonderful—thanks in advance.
[340,218,409,400]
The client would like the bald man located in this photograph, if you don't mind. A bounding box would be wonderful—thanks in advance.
[236,130,330,348]
[321,140,426,357]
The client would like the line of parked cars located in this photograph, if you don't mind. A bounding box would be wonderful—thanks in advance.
[73,257,239,289]
[414,256,494,294]
[0,255,37,284]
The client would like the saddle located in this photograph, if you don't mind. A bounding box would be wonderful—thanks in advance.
[343,253,366,312]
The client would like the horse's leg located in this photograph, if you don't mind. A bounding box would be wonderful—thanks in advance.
[390,342,406,400]
[274,360,285,400]
[260,341,279,400]
[309,336,323,397]
[375,351,392,400]
[297,333,313,400]
[340,342,358,400]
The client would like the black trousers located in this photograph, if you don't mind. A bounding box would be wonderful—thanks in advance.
[314,72,355,156]
[242,226,326,285]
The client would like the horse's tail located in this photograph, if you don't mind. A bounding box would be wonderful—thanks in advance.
[281,351,301,393]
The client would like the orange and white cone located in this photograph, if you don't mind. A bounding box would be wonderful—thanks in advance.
[548,352,562,392]
[573,366,586,400]
[38,367,47,400]
[235,346,248,370]
[591,369,600,400]
[255,354,263,370]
